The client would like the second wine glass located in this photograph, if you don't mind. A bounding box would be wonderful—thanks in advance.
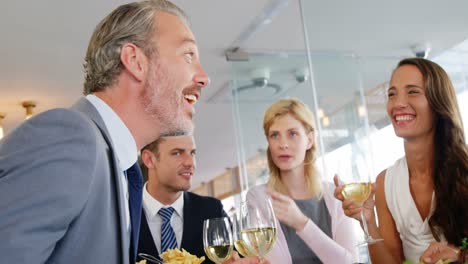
[339,158,383,246]
[239,198,278,258]
[203,217,233,263]
[231,210,255,257]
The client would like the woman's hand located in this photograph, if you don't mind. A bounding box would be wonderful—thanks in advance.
[333,175,377,225]
[419,242,460,264]
[267,189,308,231]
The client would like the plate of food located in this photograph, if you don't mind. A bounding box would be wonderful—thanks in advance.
[137,248,205,264]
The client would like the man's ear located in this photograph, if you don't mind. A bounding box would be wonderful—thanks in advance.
[141,149,156,169]
[120,42,148,82]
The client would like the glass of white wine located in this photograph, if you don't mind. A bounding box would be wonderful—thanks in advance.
[339,159,383,246]
[231,211,255,257]
[203,217,233,263]
[239,198,277,259]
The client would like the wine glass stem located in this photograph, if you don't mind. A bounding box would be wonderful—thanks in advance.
[361,208,370,239]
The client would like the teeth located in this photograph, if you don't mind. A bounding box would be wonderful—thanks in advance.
[395,115,414,121]
[184,94,197,105]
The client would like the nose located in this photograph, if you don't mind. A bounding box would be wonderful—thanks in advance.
[183,155,196,169]
[194,63,210,88]
[394,94,409,108]
[279,139,288,149]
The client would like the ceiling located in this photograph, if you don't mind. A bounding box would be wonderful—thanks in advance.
[1,0,468,187]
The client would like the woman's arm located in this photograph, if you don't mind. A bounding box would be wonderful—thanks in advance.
[368,171,404,264]
[296,216,357,263]
[334,171,404,264]
[269,189,356,263]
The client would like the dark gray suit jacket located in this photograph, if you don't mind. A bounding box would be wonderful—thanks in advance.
[0,98,130,264]
[138,192,227,264]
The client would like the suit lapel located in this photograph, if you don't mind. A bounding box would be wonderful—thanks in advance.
[71,97,129,262]
[180,192,216,264]
[139,210,160,259]
[181,192,199,250]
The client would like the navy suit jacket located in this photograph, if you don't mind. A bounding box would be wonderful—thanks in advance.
[138,192,227,264]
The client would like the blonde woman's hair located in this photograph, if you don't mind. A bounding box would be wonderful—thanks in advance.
[263,98,322,197]
[83,0,188,94]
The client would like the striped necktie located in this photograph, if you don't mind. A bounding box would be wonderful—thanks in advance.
[158,207,178,253]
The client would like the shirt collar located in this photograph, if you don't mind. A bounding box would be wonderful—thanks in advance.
[142,182,185,219]
[85,94,137,171]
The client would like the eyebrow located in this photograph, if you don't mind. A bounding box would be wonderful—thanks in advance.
[170,147,196,152]
[179,37,197,47]
[269,127,300,133]
[388,84,423,91]
[178,37,199,57]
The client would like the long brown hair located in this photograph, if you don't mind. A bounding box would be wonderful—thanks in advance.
[396,58,468,245]
[263,98,322,197]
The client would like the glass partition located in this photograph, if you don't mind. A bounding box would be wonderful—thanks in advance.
[222,0,468,212]
[218,2,468,263]
[219,1,468,263]
[228,52,401,189]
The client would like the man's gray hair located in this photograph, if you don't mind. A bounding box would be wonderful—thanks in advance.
[83,0,189,94]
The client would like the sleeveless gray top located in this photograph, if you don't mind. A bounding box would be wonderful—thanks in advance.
[280,197,332,264]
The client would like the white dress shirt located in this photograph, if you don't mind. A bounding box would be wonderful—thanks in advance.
[142,183,184,253]
[86,94,138,236]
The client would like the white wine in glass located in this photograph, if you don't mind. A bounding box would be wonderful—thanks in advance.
[338,159,383,247]
[204,244,232,263]
[341,182,372,205]
[240,227,277,257]
[234,239,255,258]
[231,212,255,257]
[240,198,278,258]
[203,217,233,263]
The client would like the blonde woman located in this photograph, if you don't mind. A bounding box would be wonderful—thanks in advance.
[247,98,359,264]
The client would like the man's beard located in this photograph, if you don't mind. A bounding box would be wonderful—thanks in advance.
[140,61,194,136]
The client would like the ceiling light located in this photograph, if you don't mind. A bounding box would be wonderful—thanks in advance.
[22,101,36,120]
[411,43,431,59]
[317,108,324,119]
[322,116,330,127]
[357,105,367,117]
[294,68,309,83]
[234,68,281,96]
[0,113,5,139]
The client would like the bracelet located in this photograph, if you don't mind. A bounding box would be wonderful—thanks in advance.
[460,237,468,263]
[458,248,466,264]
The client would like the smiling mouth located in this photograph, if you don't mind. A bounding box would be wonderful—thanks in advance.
[394,115,415,123]
[184,94,198,105]
[179,172,193,178]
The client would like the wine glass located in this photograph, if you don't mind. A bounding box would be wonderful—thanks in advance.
[203,217,233,263]
[239,198,277,258]
[338,157,383,246]
[231,210,255,257]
